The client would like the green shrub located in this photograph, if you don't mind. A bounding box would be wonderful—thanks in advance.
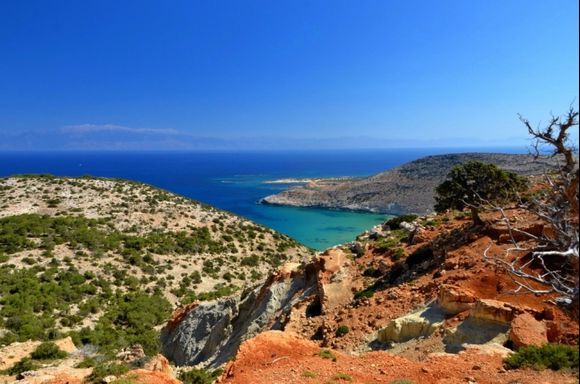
[3,357,40,376]
[434,161,527,224]
[332,373,353,381]
[353,287,375,300]
[87,362,130,383]
[335,325,349,337]
[316,349,337,362]
[385,215,418,230]
[302,370,318,378]
[75,356,97,368]
[504,344,579,371]
[389,380,416,384]
[31,341,67,360]
[392,248,405,261]
[179,368,223,384]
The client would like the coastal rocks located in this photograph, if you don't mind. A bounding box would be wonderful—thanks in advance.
[509,313,548,348]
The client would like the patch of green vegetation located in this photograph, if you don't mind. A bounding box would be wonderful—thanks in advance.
[331,373,352,381]
[0,357,40,376]
[70,292,172,357]
[385,215,418,230]
[353,287,375,300]
[389,380,416,384]
[504,344,579,371]
[335,325,349,337]
[316,349,337,362]
[86,362,130,383]
[31,341,67,360]
[75,356,97,368]
[0,265,100,344]
[302,370,318,378]
[392,248,405,261]
[179,367,223,384]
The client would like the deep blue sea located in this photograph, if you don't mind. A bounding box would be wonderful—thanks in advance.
[0,148,524,250]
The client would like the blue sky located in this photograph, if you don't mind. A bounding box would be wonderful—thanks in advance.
[0,0,578,150]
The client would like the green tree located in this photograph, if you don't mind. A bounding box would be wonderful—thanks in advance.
[434,161,527,224]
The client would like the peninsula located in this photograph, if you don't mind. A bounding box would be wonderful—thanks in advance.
[260,153,558,215]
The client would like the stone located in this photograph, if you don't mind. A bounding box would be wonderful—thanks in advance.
[438,285,477,315]
[377,305,445,343]
[144,354,173,376]
[509,312,548,348]
[471,299,514,324]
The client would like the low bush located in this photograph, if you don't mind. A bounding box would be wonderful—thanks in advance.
[316,349,337,362]
[335,325,349,337]
[86,362,130,383]
[3,357,40,376]
[385,215,418,230]
[504,344,579,371]
[31,342,67,360]
[179,368,223,384]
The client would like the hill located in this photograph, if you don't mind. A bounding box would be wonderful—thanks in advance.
[0,175,313,365]
[261,153,558,214]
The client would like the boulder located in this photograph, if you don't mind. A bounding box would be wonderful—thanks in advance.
[509,313,548,348]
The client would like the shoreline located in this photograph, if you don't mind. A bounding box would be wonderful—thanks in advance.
[262,176,357,184]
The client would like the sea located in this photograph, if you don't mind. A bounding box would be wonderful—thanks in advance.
[0,148,525,250]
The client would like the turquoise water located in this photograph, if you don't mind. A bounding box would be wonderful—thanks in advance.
[252,204,389,250]
[0,148,522,250]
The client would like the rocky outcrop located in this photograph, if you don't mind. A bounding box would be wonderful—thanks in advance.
[509,313,548,348]
[161,251,355,368]
[377,305,445,343]
[437,285,477,314]
[160,263,317,367]
[317,249,353,314]
[261,153,559,214]
[471,299,516,324]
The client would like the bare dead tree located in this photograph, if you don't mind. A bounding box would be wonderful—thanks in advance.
[485,107,579,313]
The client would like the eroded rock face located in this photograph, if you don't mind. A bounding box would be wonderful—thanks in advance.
[161,253,357,368]
[317,249,353,314]
[377,305,446,343]
[161,263,319,367]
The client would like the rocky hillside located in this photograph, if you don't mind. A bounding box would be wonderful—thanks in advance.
[261,153,559,214]
[0,175,313,382]
[162,205,578,383]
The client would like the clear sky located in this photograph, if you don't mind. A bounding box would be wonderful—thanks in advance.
[0,0,578,150]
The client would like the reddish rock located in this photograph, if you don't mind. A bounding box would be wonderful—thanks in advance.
[509,313,548,348]
[437,285,477,314]
[144,354,173,376]
[317,249,353,313]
